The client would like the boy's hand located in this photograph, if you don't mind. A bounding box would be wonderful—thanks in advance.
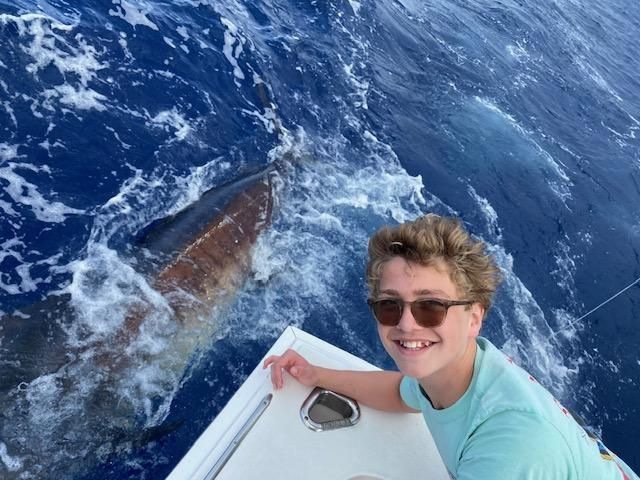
[263,349,318,389]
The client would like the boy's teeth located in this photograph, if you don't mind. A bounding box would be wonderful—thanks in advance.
[400,340,432,349]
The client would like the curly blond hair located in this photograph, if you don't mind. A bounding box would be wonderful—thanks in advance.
[366,214,501,311]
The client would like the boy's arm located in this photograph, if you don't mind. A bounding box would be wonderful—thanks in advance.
[314,367,417,413]
[263,348,418,413]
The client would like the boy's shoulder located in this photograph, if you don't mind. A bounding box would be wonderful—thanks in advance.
[473,337,570,423]
[467,338,586,457]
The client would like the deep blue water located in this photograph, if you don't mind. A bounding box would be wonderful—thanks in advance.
[0,0,638,478]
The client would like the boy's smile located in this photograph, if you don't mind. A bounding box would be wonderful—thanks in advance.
[375,256,484,409]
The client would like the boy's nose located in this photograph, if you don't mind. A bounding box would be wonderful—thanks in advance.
[397,302,420,331]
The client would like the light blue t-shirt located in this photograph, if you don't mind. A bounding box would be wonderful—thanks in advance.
[400,337,638,480]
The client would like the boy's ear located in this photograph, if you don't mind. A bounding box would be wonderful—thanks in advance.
[469,303,484,337]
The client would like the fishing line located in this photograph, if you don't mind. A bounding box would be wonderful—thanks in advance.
[551,275,640,338]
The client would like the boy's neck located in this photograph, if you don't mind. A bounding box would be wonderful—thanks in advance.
[419,339,477,410]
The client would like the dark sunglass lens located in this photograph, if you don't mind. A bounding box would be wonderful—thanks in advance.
[373,299,402,325]
[411,300,446,327]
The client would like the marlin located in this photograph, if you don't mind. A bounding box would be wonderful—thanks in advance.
[0,163,278,393]
[0,161,282,479]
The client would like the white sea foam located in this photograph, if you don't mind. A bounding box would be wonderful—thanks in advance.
[0,162,84,223]
[0,237,64,295]
[577,230,592,246]
[550,238,579,303]
[148,108,193,141]
[474,96,525,134]
[1,12,109,113]
[105,126,132,150]
[504,39,541,90]
[1,99,17,127]
[38,139,67,156]
[0,238,28,295]
[0,142,18,162]
[601,120,637,148]
[241,106,281,134]
[489,244,576,397]
[65,243,170,345]
[177,26,190,40]
[220,17,246,83]
[171,159,233,215]
[0,12,73,33]
[467,185,502,241]
[17,17,103,86]
[117,31,134,61]
[506,42,530,63]
[43,84,108,111]
[0,441,23,472]
[273,128,431,223]
[348,0,362,14]
[7,366,114,477]
[91,165,158,242]
[108,0,159,31]
[576,57,623,103]
[605,360,619,374]
[551,308,579,341]
[294,210,347,234]
[342,60,370,109]
[0,199,17,216]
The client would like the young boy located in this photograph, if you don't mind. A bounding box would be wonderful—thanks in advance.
[264,214,638,479]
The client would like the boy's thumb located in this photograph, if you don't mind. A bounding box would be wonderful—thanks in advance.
[290,367,299,376]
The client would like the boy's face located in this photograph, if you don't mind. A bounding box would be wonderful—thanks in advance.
[375,256,483,384]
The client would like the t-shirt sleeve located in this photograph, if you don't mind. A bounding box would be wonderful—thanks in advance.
[399,375,421,411]
[455,411,575,480]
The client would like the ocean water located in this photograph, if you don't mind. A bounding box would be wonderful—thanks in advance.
[0,0,638,478]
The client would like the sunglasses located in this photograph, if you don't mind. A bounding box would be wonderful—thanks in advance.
[367,298,474,328]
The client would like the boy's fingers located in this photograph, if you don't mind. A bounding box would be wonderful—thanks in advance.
[263,351,291,368]
[263,350,304,389]
[270,363,282,389]
[263,355,278,368]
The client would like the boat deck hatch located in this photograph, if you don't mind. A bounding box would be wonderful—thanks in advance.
[301,387,360,431]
